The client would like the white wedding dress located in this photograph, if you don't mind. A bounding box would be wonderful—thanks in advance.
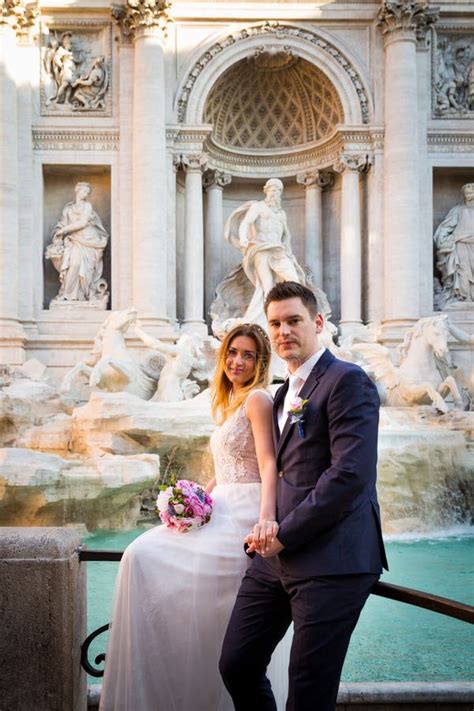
[100,390,289,711]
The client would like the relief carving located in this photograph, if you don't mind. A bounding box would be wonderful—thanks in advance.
[433,33,474,118]
[41,24,111,115]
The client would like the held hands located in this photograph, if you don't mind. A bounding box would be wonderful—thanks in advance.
[244,520,283,557]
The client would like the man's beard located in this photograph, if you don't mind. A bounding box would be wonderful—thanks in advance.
[265,194,281,210]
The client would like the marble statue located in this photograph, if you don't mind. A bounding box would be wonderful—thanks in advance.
[210,178,330,332]
[42,31,109,110]
[71,55,109,110]
[225,178,305,322]
[133,324,207,402]
[351,315,464,413]
[61,308,165,401]
[45,182,109,307]
[434,183,474,307]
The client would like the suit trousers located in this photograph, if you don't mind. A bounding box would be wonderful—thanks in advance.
[219,555,379,711]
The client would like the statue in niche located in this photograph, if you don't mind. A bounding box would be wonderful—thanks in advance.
[42,31,108,110]
[433,183,474,309]
[210,178,330,333]
[434,36,474,116]
[45,182,109,307]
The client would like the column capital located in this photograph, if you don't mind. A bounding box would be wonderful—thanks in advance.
[296,170,333,190]
[0,0,38,38]
[112,0,172,44]
[179,152,208,173]
[202,169,232,190]
[334,153,372,174]
[377,0,438,46]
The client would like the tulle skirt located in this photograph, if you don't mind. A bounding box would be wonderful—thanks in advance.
[100,483,290,711]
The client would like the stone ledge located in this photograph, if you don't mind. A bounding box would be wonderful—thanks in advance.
[88,682,474,710]
[0,526,81,559]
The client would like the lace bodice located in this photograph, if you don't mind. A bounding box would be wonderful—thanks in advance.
[210,390,272,485]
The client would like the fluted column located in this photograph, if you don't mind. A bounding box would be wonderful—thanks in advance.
[296,171,332,289]
[334,154,370,336]
[182,153,207,335]
[203,169,232,317]
[114,1,172,327]
[378,0,437,328]
[0,2,36,363]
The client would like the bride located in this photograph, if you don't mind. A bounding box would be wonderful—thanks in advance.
[99,323,288,711]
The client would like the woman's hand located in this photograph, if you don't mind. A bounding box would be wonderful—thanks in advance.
[246,520,279,555]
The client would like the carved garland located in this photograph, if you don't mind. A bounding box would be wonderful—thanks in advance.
[1,0,38,36]
[176,22,371,125]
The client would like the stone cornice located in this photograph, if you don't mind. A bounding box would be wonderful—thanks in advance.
[377,1,439,45]
[427,130,474,152]
[1,0,38,37]
[112,0,172,43]
[198,126,381,178]
[32,129,119,151]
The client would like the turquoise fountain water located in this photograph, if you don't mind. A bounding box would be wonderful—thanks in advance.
[84,526,473,682]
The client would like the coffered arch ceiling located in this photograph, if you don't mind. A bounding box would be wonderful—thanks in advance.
[203,52,344,153]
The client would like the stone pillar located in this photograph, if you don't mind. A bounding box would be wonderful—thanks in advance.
[0,2,35,363]
[182,153,208,335]
[334,154,370,337]
[203,169,232,317]
[0,527,86,710]
[377,0,437,330]
[296,171,332,289]
[114,1,172,328]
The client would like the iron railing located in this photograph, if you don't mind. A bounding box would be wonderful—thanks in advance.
[78,547,474,678]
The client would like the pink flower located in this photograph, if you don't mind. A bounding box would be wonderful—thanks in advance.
[156,480,213,533]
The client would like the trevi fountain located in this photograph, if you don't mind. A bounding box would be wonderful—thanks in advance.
[0,0,473,540]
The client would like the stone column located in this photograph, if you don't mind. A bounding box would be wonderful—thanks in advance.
[114,1,172,328]
[0,528,86,710]
[203,169,232,317]
[296,171,332,289]
[182,153,208,335]
[334,154,370,337]
[0,2,35,363]
[377,0,437,330]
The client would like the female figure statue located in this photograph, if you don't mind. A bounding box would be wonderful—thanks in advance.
[46,182,109,305]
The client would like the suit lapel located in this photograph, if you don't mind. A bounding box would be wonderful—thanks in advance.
[272,380,288,450]
[276,349,334,459]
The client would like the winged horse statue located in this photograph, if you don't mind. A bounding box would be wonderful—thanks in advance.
[350,315,465,413]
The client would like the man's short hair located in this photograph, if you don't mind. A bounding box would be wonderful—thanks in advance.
[264,281,319,317]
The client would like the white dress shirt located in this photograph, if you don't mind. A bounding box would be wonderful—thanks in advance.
[278,348,326,433]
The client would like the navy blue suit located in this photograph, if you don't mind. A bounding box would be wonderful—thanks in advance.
[220,350,388,711]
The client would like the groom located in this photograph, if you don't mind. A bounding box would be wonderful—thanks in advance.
[219,281,388,711]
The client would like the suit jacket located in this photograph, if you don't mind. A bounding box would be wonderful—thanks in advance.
[274,348,388,577]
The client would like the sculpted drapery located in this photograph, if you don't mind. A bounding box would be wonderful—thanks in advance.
[46,182,109,303]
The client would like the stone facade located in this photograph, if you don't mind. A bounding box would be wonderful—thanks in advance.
[0,0,473,375]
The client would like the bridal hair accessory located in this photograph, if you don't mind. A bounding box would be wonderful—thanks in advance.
[243,323,271,349]
[287,397,308,438]
[156,480,213,533]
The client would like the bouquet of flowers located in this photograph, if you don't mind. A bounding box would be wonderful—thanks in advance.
[156,479,213,533]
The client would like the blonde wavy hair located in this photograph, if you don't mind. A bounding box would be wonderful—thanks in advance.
[211,323,271,425]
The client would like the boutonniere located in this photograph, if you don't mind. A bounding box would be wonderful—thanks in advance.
[287,397,309,438]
